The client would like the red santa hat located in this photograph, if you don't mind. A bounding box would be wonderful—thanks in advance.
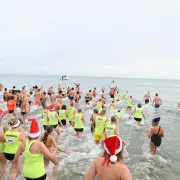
[104,135,123,163]
[48,104,55,110]
[28,118,41,138]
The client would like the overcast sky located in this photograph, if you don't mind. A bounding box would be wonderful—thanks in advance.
[0,0,180,79]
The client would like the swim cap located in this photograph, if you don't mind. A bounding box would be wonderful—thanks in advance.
[152,117,160,124]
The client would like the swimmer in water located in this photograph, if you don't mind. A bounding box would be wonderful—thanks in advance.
[153,93,162,108]
[3,118,26,180]
[7,96,16,118]
[85,136,131,180]
[14,119,58,180]
[93,110,108,145]
[90,109,99,132]
[109,100,115,113]
[127,96,132,110]
[47,104,63,141]
[115,91,121,101]
[123,91,129,101]
[68,102,77,126]
[129,103,146,127]
[40,126,70,167]
[42,104,49,130]
[104,116,119,139]
[72,109,85,138]
[144,91,151,104]
[116,109,122,120]
[59,105,68,126]
[147,117,164,155]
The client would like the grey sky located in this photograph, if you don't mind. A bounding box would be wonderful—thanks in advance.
[0,0,180,79]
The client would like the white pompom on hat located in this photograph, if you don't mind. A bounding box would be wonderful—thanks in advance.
[104,135,123,163]
[28,118,41,138]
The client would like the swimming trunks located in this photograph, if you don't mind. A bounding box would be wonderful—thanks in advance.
[9,110,14,114]
[151,126,162,147]
[86,100,90,103]
[69,96,74,100]
[60,119,66,126]
[145,99,149,104]
[134,117,142,122]
[74,128,83,132]
[4,153,15,161]
[155,104,160,108]
[53,124,58,129]
[25,174,47,180]
[21,112,26,116]
[43,125,48,130]
[110,94,114,98]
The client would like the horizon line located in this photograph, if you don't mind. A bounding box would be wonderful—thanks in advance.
[0,73,180,81]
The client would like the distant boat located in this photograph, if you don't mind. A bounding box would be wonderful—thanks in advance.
[61,75,68,80]
[61,65,68,80]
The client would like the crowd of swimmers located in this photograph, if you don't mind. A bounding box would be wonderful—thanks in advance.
[0,83,165,180]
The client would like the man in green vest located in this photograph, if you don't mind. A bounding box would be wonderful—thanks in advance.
[72,109,85,138]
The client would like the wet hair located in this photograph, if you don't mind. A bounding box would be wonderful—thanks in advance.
[137,103,142,108]
[152,117,160,125]
[111,116,117,122]
[17,90,20,93]
[78,109,82,113]
[72,88,74,90]
[89,90,91,92]
[5,88,7,91]
[77,91,80,94]
[94,109,98,114]
[103,143,124,163]
[42,126,53,144]
[13,86,16,88]
[30,92,33,95]
[10,96,14,100]
[118,109,121,112]
[101,110,106,115]
[156,93,158,96]
[61,105,67,110]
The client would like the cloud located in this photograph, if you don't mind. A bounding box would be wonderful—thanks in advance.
[0,0,180,79]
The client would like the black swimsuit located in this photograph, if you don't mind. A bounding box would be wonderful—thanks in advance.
[151,126,162,147]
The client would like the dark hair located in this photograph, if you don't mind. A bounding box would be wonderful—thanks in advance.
[61,105,67,110]
[42,126,53,144]
[30,92,33,95]
[111,116,117,122]
[72,88,74,90]
[11,96,14,100]
[43,92,46,95]
[77,91,80,94]
[89,90,91,92]
[156,93,158,96]
[118,109,120,112]
[78,109,82,113]
[5,88,7,91]
[94,109,98,114]
[13,86,16,88]
[138,103,141,108]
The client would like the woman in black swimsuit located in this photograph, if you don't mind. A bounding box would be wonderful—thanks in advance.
[147,117,164,155]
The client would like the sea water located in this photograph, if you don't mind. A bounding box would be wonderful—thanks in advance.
[0,74,180,180]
